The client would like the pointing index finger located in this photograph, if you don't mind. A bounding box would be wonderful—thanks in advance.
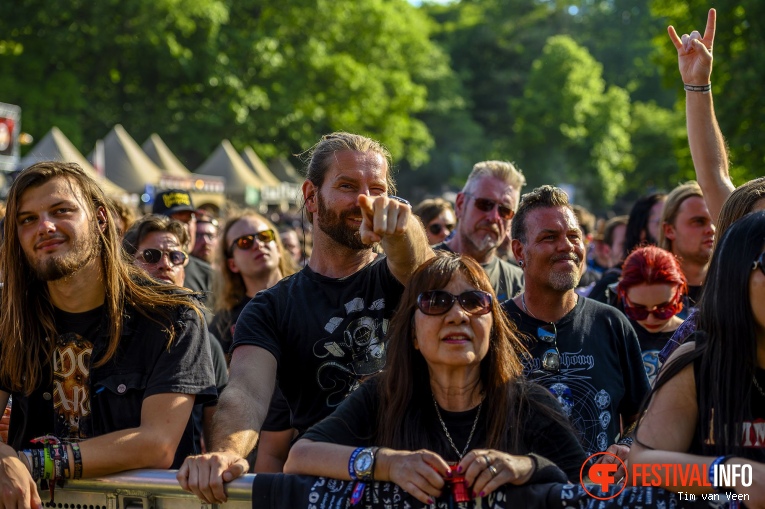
[704,8,716,46]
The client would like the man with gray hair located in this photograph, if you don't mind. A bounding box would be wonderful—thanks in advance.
[436,160,525,301]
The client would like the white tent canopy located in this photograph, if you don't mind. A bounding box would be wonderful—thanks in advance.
[99,125,163,194]
[19,127,129,198]
[241,146,281,187]
[195,140,264,196]
[142,134,191,177]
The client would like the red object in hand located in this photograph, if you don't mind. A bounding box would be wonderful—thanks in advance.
[446,465,471,503]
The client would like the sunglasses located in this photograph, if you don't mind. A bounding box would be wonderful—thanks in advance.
[416,290,493,316]
[228,229,276,255]
[621,294,682,321]
[464,193,514,220]
[753,252,765,276]
[537,323,560,373]
[428,223,455,236]
[138,248,187,266]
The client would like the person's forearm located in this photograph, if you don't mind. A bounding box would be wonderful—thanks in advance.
[284,440,355,479]
[209,384,263,456]
[382,220,434,285]
[686,90,734,223]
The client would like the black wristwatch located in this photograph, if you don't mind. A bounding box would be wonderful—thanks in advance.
[352,447,377,481]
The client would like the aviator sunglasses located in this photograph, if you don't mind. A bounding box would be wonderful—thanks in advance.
[621,293,682,321]
[416,290,493,316]
[537,323,560,373]
[138,248,187,266]
[464,193,514,220]
[228,229,277,256]
[428,223,455,236]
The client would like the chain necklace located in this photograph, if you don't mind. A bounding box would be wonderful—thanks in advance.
[754,374,765,398]
[432,394,483,459]
[521,293,539,321]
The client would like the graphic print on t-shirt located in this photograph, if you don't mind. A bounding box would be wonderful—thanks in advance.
[52,332,93,439]
[530,357,615,455]
[313,297,387,407]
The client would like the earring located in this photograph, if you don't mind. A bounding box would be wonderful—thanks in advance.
[518,260,524,268]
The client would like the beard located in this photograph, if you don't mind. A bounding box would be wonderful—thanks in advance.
[527,250,582,292]
[465,221,502,254]
[30,223,102,281]
[316,192,371,251]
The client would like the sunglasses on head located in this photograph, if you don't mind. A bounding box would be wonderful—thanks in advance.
[428,223,455,236]
[138,248,187,266]
[536,323,560,373]
[228,229,276,255]
[464,193,514,220]
[416,290,493,316]
[753,252,765,276]
[621,294,682,321]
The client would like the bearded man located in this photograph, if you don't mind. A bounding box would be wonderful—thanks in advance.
[0,162,215,509]
[178,132,433,503]
[501,186,649,474]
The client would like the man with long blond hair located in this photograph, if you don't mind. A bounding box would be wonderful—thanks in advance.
[0,162,215,509]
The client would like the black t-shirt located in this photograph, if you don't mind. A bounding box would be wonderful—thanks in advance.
[184,256,214,296]
[302,378,587,482]
[433,242,524,301]
[232,256,404,434]
[209,296,251,355]
[502,297,650,456]
[631,319,675,386]
[52,306,102,439]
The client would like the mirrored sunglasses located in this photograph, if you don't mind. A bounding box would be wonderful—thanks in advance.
[139,248,187,266]
[416,290,493,316]
[537,323,560,373]
[428,223,455,236]
[465,193,514,220]
[622,294,682,321]
[228,229,276,255]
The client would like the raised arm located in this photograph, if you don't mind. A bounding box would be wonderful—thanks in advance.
[668,8,734,223]
[177,345,276,504]
[358,194,434,284]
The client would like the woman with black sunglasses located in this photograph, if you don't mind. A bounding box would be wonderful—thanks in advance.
[629,211,765,504]
[284,253,585,505]
[615,246,687,385]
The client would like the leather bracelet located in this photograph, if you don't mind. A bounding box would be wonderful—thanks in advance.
[684,83,711,93]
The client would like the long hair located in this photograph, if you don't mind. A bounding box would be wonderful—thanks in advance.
[637,210,765,458]
[616,246,687,299]
[377,253,533,452]
[213,210,297,312]
[0,162,202,395]
[716,177,765,244]
[623,193,666,258]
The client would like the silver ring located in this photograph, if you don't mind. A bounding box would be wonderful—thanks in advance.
[482,455,491,467]
[488,465,499,477]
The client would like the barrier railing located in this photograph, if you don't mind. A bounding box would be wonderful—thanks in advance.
[40,470,253,509]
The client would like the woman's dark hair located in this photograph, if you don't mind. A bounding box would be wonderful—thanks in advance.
[636,210,765,459]
[623,193,666,259]
[376,253,546,453]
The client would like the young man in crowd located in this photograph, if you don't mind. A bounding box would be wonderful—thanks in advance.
[191,211,219,266]
[437,160,525,301]
[0,162,215,509]
[177,132,433,503]
[502,185,649,468]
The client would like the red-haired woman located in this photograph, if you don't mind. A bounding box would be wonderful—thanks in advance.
[616,246,687,385]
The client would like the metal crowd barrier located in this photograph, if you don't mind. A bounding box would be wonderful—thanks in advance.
[40,470,254,509]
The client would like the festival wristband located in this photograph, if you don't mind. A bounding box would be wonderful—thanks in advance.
[71,442,83,480]
[708,455,734,492]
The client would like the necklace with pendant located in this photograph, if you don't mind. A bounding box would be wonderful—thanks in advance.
[432,394,483,459]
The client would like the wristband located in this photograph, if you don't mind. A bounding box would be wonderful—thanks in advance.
[71,442,83,479]
[684,83,711,93]
[348,447,364,481]
[42,446,55,480]
[708,455,734,492]
[616,436,634,447]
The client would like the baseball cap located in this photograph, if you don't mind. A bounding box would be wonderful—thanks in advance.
[153,189,195,216]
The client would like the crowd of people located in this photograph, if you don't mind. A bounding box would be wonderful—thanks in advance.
[0,8,762,509]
